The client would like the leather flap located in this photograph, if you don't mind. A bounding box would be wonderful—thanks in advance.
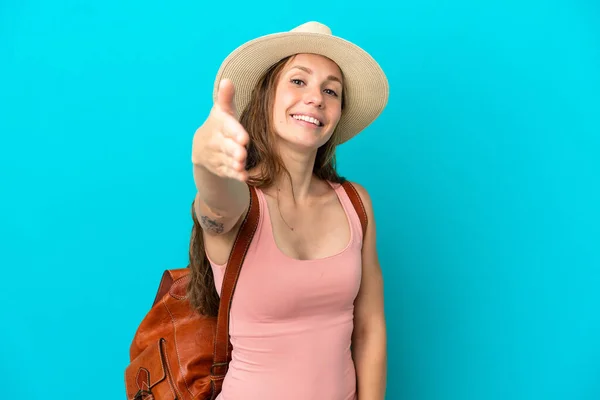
[125,339,168,397]
[152,269,190,306]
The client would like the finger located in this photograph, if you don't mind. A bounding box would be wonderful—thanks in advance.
[215,138,246,169]
[221,115,250,146]
[218,162,247,182]
[236,170,248,182]
[220,136,247,162]
[216,79,237,117]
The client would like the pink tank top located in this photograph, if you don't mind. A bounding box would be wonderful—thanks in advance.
[208,181,363,400]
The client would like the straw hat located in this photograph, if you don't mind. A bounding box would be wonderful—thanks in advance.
[212,21,389,144]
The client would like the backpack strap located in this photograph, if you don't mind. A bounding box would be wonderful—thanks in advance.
[212,184,260,377]
[341,181,368,239]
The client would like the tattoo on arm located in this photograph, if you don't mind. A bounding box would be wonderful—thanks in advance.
[200,216,225,234]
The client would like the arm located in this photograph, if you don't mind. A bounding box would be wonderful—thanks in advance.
[192,162,248,236]
[351,182,387,400]
[192,79,250,236]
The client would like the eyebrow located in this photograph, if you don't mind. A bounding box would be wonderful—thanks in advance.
[289,65,343,85]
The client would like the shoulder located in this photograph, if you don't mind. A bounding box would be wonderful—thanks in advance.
[345,180,375,220]
[347,180,371,203]
[344,181,382,281]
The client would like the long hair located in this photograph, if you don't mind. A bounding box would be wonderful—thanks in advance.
[187,55,346,316]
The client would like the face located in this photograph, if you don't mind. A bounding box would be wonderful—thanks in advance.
[271,53,343,150]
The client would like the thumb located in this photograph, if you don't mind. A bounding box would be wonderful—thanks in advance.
[216,78,237,117]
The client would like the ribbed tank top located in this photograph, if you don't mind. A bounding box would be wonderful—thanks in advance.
[208,181,363,400]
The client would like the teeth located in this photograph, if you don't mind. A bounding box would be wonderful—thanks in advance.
[292,114,321,126]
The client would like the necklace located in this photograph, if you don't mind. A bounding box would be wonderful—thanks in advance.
[276,187,295,231]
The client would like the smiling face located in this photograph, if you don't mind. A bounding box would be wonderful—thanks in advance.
[271,53,344,151]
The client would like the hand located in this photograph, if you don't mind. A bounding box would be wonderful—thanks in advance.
[192,79,249,182]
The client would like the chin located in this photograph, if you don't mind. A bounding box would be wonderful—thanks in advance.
[274,124,331,150]
[286,132,331,151]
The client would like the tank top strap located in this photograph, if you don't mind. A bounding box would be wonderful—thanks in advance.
[253,184,268,228]
[250,184,271,243]
[327,180,365,247]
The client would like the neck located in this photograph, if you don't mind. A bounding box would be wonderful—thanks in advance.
[273,143,319,203]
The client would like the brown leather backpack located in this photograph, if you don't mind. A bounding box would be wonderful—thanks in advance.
[124,181,367,400]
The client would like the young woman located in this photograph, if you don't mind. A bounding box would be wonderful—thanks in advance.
[189,21,389,400]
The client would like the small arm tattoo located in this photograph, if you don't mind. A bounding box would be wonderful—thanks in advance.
[200,216,225,234]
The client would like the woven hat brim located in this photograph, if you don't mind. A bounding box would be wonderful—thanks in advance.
[213,31,389,144]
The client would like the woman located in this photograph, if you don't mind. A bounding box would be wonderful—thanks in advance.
[189,21,388,400]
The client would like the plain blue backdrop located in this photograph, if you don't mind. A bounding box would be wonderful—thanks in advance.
[1,1,599,399]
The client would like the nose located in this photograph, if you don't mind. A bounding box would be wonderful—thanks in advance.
[303,87,324,108]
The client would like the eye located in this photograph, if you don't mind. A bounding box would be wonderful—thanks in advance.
[291,79,305,86]
[324,88,338,97]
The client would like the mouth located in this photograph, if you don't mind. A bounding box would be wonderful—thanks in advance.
[290,114,323,127]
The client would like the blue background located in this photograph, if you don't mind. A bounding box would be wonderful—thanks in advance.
[1,1,599,399]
